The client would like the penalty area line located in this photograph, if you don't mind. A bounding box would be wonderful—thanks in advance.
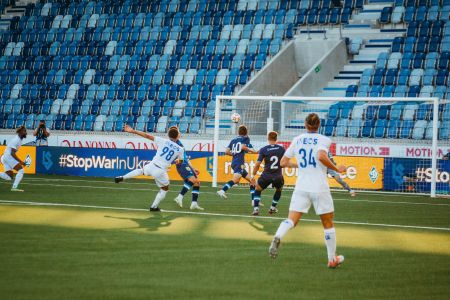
[0,200,449,232]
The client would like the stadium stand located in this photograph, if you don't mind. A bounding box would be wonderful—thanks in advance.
[0,0,363,133]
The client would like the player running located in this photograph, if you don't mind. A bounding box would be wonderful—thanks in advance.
[269,113,346,269]
[0,126,27,192]
[173,138,204,211]
[251,131,285,216]
[217,125,258,200]
[328,153,356,196]
[115,125,184,212]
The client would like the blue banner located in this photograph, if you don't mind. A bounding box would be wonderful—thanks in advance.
[36,147,211,177]
[384,158,450,194]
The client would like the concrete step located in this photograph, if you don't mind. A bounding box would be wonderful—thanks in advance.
[327,79,360,87]
[343,64,373,71]
[318,90,347,97]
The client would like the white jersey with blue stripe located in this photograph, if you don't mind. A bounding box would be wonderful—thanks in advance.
[152,137,184,170]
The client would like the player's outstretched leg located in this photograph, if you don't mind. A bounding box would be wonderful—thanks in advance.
[320,212,344,268]
[252,190,261,215]
[190,185,204,211]
[217,180,235,198]
[175,180,194,207]
[269,189,282,214]
[333,174,355,197]
[150,187,168,212]
[115,168,143,183]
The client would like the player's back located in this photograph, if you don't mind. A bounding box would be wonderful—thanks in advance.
[4,135,21,156]
[260,144,285,175]
[228,135,250,166]
[152,137,184,170]
[288,132,331,193]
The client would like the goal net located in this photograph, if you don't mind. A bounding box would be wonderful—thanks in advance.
[211,96,449,198]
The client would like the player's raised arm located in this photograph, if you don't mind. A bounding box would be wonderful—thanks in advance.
[123,124,155,141]
[242,144,258,154]
[280,139,297,168]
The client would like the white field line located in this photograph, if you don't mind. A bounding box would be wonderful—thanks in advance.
[2,181,450,208]
[0,199,449,232]
[23,177,429,198]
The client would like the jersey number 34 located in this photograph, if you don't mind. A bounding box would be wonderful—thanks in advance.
[298,148,317,168]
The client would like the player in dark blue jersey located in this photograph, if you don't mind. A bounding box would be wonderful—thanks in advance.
[172,132,204,210]
[251,131,285,216]
[217,125,258,200]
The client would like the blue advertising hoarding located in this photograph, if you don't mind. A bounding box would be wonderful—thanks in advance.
[36,147,211,178]
[384,158,450,194]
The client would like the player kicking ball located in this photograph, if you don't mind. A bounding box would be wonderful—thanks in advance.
[328,153,356,197]
[173,137,204,211]
[251,131,285,216]
[0,126,27,192]
[217,125,258,200]
[115,125,184,212]
[269,113,346,269]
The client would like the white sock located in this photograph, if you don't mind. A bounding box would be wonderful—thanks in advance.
[12,169,24,189]
[324,228,337,262]
[151,189,168,208]
[122,169,143,179]
[275,219,294,239]
[0,172,12,181]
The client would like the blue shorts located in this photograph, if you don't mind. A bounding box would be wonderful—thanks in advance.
[176,164,195,180]
[232,164,248,178]
[258,172,284,190]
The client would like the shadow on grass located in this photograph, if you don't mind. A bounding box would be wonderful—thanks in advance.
[104,213,178,232]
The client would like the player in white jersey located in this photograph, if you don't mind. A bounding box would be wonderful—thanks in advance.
[114,125,184,212]
[268,113,347,269]
[0,126,28,192]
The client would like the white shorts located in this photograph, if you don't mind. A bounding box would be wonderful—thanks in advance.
[0,154,19,172]
[143,162,169,188]
[289,189,334,215]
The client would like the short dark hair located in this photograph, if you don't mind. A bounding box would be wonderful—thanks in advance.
[238,125,248,136]
[305,113,321,131]
[168,127,179,139]
[267,131,278,141]
[16,125,26,134]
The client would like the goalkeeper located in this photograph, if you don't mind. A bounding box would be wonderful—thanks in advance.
[328,153,355,197]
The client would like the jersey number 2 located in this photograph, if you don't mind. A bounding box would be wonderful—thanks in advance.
[160,147,175,161]
[269,156,279,170]
[298,148,317,168]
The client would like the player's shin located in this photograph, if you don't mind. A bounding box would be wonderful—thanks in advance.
[335,176,352,192]
[180,180,194,196]
[191,186,200,202]
[275,219,294,239]
[250,184,255,201]
[253,190,261,207]
[123,168,144,179]
[151,189,168,208]
[272,190,282,208]
[324,228,337,262]
[12,169,24,189]
[222,180,234,192]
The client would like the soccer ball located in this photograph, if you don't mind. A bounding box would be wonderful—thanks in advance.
[231,113,241,123]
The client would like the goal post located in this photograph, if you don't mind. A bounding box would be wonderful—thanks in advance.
[212,96,448,198]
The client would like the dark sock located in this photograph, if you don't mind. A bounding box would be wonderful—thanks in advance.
[253,190,261,207]
[192,186,200,202]
[222,180,234,192]
[250,184,255,200]
[180,180,194,196]
[272,190,282,207]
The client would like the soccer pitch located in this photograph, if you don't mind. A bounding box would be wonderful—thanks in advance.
[0,175,449,300]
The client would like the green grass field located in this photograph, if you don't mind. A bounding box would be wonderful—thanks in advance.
[0,175,449,300]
